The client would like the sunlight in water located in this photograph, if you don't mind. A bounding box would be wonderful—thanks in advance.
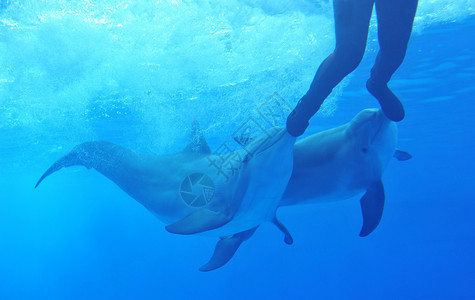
[0,0,473,157]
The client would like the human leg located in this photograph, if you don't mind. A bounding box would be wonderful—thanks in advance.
[367,0,419,121]
[287,0,375,137]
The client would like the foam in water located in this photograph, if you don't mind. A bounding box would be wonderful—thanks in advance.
[0,0,473,162]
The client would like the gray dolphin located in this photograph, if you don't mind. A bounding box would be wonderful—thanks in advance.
[201,108,411,270]
[283,108,410,236]
[35,126,296,270]
[35,108,410,271]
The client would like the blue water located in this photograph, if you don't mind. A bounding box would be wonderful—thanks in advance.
[1,1,474,299]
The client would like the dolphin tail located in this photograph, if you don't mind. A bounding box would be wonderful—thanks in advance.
[200,227,258,272]
[35,141,134,188]
[35,147,85,188]
[359,180,385,237]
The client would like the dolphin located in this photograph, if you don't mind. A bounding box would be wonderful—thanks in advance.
[35,125,296,270]
[202,108,411,269]
[282,108,411,235]
[35,108,410,271]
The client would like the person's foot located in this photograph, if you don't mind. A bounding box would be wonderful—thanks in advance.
[286,105,310,137]
[366,78,405,122]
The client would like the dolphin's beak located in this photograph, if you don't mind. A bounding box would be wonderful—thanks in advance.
[371,110,391,144]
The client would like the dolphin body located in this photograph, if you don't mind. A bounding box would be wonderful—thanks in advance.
[36,126,297,270]
[35,108,410,271]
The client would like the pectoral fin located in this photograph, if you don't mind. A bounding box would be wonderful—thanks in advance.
[199,227,258,272]
[359,180,385,237]
[272,216,293,245]
[393,149,412,161]
[165,209,231,235]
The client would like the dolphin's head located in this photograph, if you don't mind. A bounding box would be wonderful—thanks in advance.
[346,108,397,171]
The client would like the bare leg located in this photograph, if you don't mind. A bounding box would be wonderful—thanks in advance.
[287,0,375,137]
[367,0,418,121]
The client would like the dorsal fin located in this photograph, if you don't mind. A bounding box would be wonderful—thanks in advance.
[183,119,211,154]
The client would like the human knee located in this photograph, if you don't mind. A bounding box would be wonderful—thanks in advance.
[333,48,365,74]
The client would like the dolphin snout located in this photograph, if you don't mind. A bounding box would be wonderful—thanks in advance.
[370,110,396,145]
[375,109,391,124]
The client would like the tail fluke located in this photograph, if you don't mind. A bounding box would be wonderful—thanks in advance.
[36,153,76,188]
[35,141,125,188]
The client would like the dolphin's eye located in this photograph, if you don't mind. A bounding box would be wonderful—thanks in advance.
[361,147,369,154]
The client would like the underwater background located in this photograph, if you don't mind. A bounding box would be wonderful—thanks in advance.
[1,0,474,299]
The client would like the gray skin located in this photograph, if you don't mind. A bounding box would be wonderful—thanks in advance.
[35,108,409,271]
[36,127,296,235]
[283,108,396,207]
